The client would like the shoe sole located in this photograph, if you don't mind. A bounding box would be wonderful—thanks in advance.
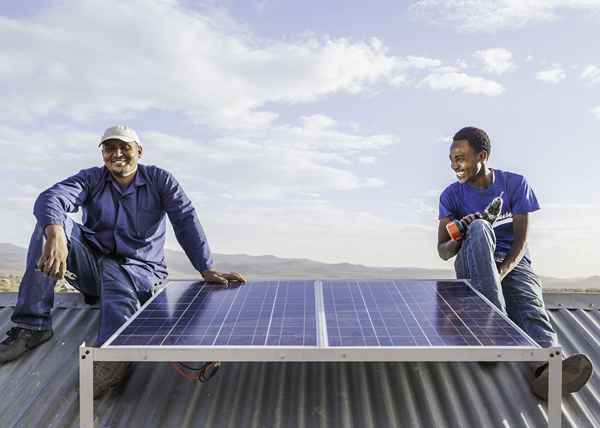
[562,354,593,394]
[531,354,593,400]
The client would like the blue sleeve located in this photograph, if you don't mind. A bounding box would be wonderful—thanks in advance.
[510,175,540,214]
[438,187,456,220]
[158,170,214,272]
[33,170,90,229]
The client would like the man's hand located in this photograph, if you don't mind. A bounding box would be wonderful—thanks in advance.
[38,224,68,280]
[496,214,530,282]
[460,212,482,226]
[201,269,246,287]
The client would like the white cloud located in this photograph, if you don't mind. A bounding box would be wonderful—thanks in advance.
[474,48,515,74]
[0,1,408,129]
[405,56,443,69]
[301,114,337,130]
[358,156,376,164]
[419,72,505,96]
[0,0,509,130]
[409,0,600,33]
[535,65,566,83]
[133,116,396,199]
[591,106,600,119]
[581,65,600,84]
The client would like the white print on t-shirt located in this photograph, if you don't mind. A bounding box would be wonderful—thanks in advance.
[493,212,513,228]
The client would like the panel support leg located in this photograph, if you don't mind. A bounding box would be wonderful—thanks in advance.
[547,348,562,428]
[79,343,94,428]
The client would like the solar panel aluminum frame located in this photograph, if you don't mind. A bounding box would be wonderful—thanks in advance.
[79,279,564,428]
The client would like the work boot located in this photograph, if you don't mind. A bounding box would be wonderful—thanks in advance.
[530,353,593,400]
[0,327,53,363]
[93,361,130,399]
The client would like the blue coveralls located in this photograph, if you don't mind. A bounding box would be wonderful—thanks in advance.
[12,164,213,345]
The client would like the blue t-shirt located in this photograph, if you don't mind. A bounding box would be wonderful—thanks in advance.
[438,169,540,260]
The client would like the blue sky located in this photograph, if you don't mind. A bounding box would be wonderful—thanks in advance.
[1,0,599,277]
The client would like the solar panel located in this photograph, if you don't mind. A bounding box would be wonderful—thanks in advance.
[106,279,536,349]
[322,280,537,347]
[109,280,317,347]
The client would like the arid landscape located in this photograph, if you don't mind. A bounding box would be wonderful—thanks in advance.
[1,243,598,293]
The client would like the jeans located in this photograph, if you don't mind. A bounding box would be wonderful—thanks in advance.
[454,219,558,348]
[12,218,158,345]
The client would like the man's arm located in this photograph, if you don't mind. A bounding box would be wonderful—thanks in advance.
[497,213,529,280]
[159,170,245,286]
[437,214,480,260]
[437,218,461,260]
[35,171,90,279]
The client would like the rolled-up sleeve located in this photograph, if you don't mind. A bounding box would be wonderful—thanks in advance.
[158,170,213,272]
[34,170,90,229]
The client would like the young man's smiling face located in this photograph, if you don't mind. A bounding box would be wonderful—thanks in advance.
[449,139,487,184]
[101,139,142,178]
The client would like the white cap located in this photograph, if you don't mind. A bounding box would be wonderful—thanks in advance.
[99,125,141,147]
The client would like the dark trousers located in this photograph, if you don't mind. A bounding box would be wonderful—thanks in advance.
[12,218,157,345]
[454,219,558,348]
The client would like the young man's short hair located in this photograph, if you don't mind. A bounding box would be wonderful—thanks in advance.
[453,126,491,156]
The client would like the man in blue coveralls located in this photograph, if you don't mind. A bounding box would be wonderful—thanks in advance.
[437,126,592,400]
[0,125,245,397]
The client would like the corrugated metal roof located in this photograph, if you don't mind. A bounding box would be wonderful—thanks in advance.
[0,291,598,428]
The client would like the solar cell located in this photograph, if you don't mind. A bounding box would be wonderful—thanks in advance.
[109,280,317,347]
[322,280,538,347]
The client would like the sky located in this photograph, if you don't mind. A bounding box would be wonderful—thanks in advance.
[1,0,599,278]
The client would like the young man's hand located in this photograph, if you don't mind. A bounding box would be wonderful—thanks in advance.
[460,212,482,225]
[201,270,246,287]
[38,224,68,280]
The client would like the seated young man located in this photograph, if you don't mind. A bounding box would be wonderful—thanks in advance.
[0,125,245,398]
[437,126,592,399]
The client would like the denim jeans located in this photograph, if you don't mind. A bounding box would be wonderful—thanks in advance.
[12,218,156,345]
[454,219,558,348]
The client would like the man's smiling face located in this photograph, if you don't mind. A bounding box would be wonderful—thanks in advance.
[449,139,487,184]
[101,139,142,178]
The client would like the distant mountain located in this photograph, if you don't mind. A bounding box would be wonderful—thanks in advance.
[166,250,454,280]
[1,242,598,290]
[542,275,600,291]
[0,243,28,274]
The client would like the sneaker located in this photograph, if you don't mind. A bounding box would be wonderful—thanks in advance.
[0,327,53,363]
[93,362,130,399]
[530,353,593,400]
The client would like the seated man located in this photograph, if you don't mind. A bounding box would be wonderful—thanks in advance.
[0,125,245,398]
[437,126,592,399]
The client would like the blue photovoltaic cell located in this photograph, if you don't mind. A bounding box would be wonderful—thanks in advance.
[323,280,537,348]
[109,280,317,347]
